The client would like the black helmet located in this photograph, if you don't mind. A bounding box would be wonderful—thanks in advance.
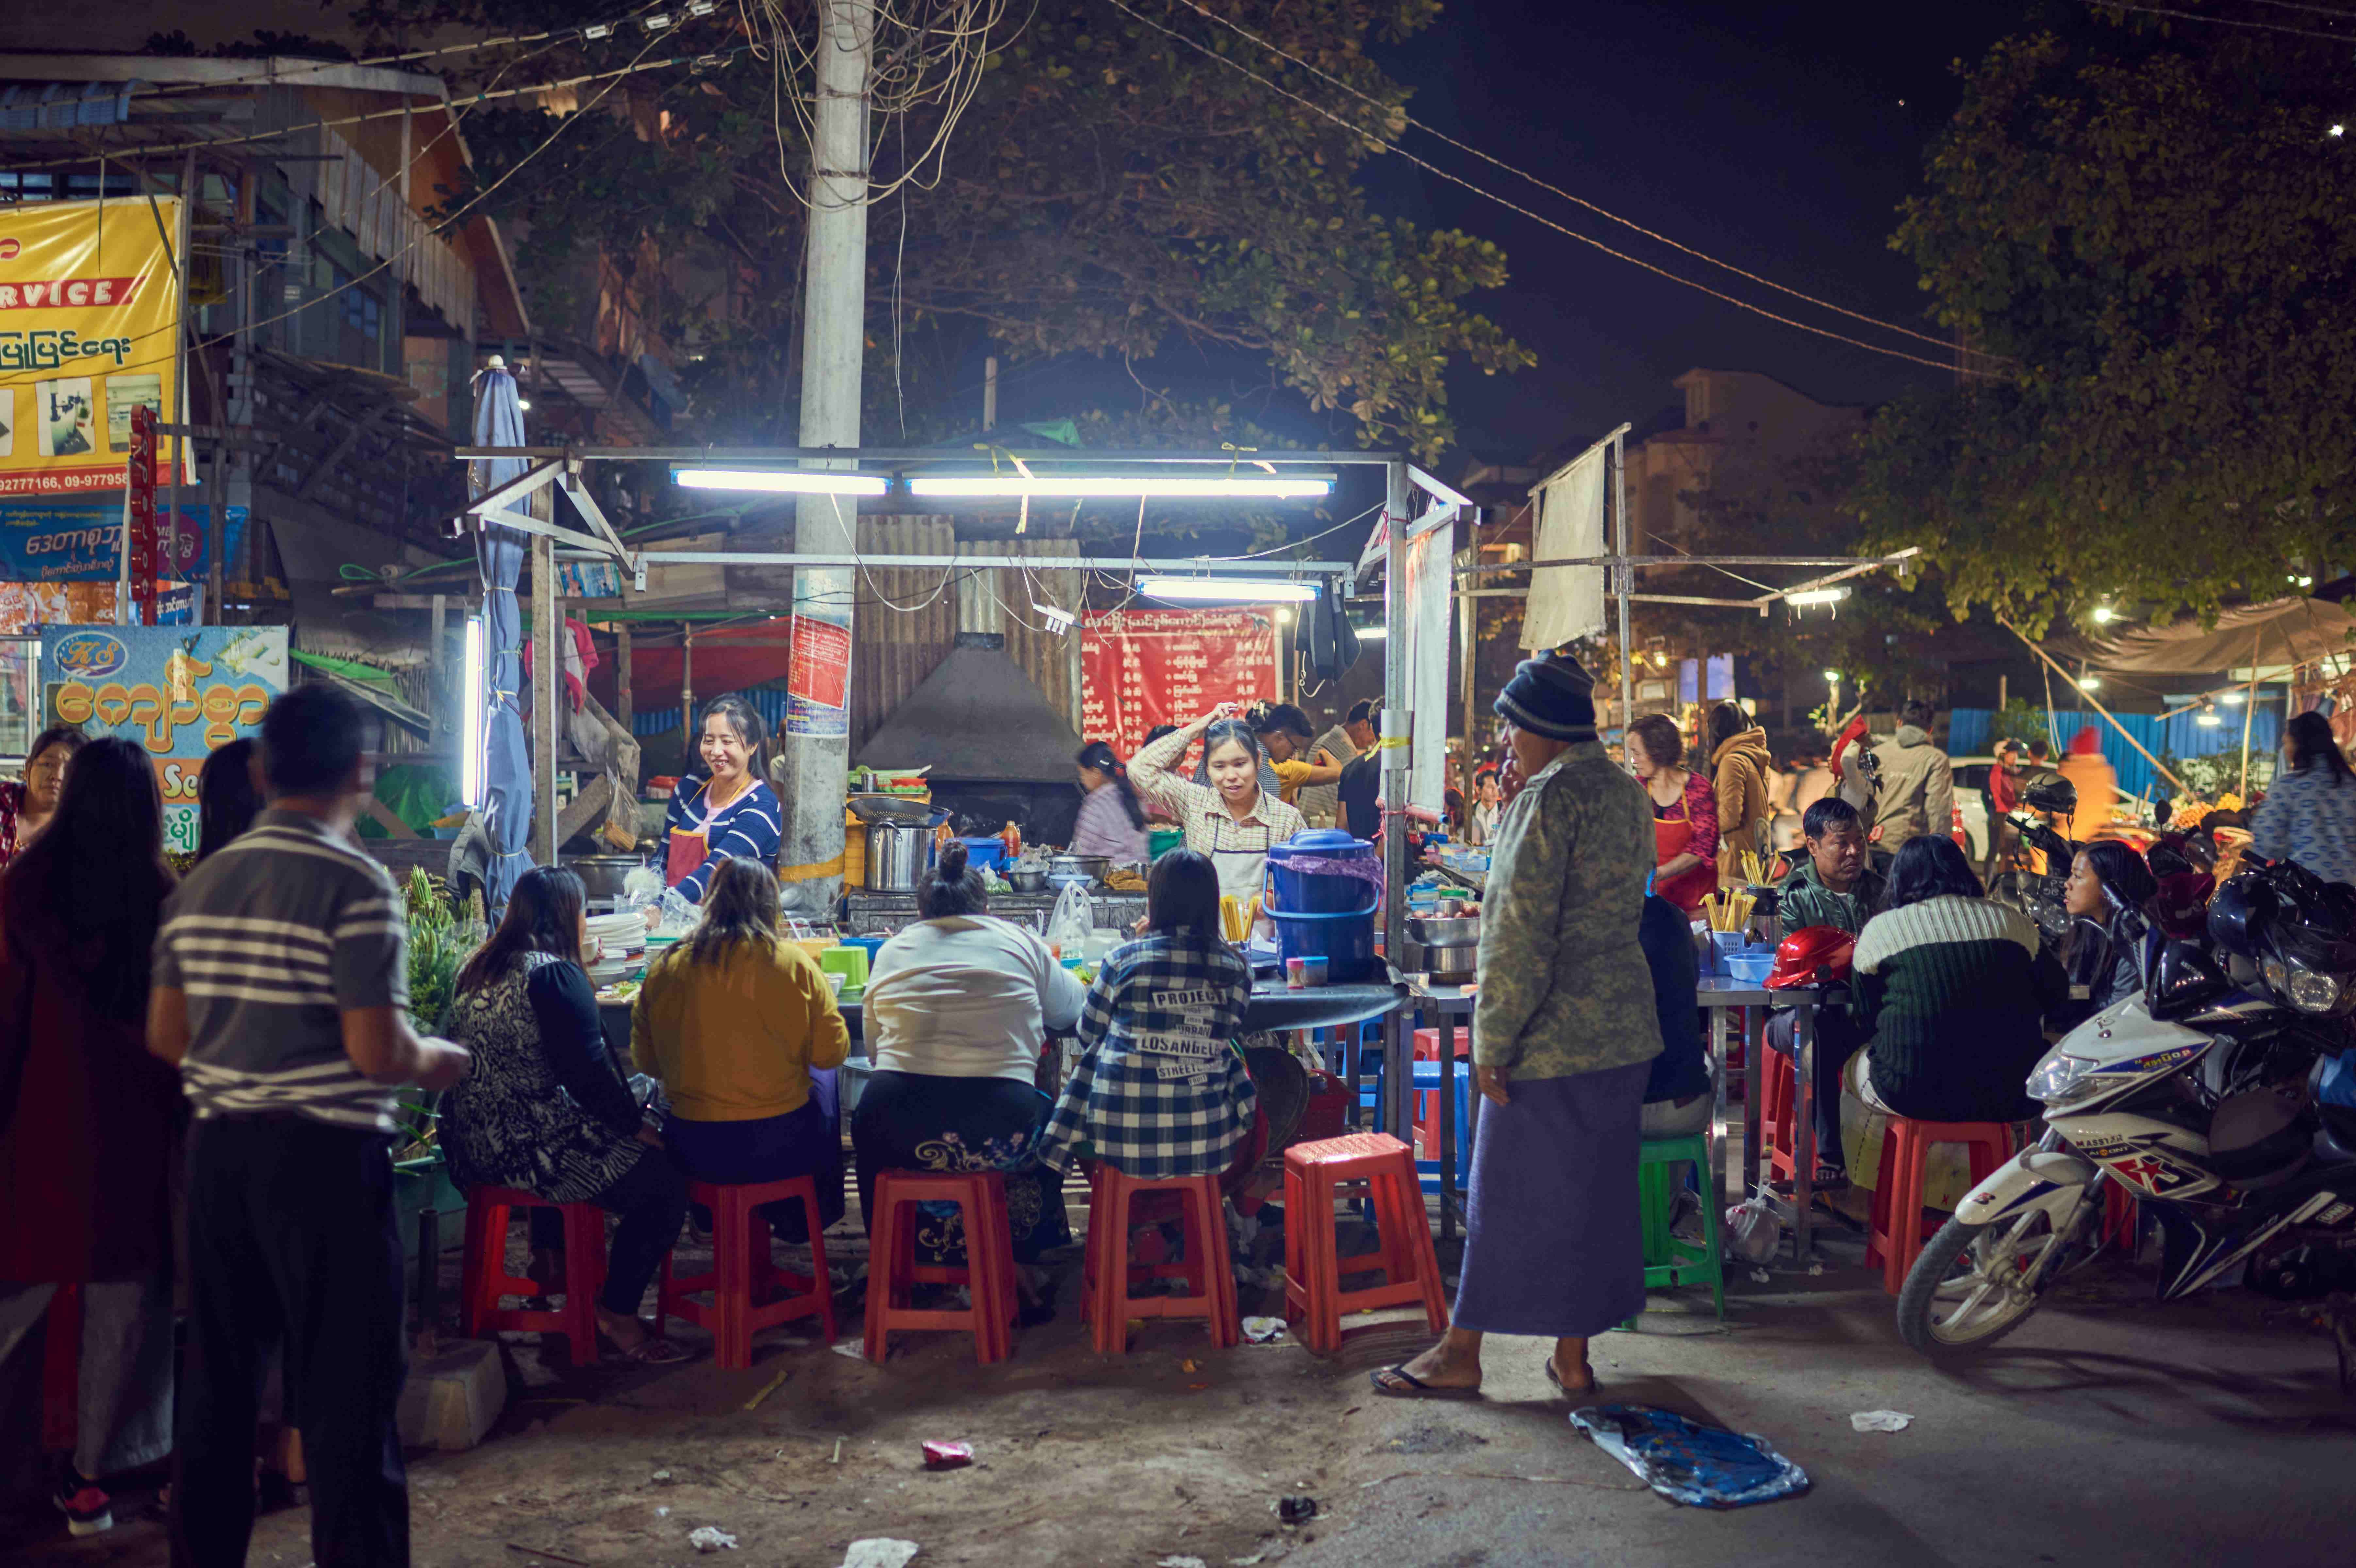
[2207,871,2275,957]
[2023,777,2079,816]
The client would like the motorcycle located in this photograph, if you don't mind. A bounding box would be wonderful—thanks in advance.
[1897,855,2356,1363]
[1987,777,2085,949]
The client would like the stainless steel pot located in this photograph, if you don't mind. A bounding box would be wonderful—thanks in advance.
[1408,914,1482,948]
[866,820,937,891]
[564,854,646,901]
[1049,852,1111,886]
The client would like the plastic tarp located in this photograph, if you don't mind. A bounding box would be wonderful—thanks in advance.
[2092,596,2356,674]
[1519,443,1607,650]
[1400,503,1455,811]
[470,368,533,912]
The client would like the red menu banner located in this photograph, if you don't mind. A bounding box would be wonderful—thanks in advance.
[787,612,852,710]
[1079,608,1279,758]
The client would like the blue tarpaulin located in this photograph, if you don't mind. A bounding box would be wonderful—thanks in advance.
[1946,706,2282,800]
[471,368,533,913]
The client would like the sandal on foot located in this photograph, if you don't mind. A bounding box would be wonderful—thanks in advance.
[1369,1365,1482,1399]
[1544,1359,1602,1399]
[599,1327,690,1365]
[1810,1165,1851,1191]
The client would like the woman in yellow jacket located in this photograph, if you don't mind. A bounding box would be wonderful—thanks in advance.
[633,856,850,1236]
[1706,701,1775,889]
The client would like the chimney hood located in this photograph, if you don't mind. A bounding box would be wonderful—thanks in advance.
[855,634,1083,783]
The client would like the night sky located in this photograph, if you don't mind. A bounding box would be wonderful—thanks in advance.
[1368,0,2029,462]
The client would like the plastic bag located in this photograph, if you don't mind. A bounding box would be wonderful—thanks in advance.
[1046,881,1093,951]
[1571,1404,1810,1508]
[1726,1184,1783,1265]
[622,865,665,905]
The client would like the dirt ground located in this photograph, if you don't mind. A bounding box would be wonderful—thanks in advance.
[13,1192,2356,1567]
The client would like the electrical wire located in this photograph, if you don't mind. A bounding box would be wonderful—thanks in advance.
[2076,0,2356,41]
[1160,0,1998,363]
[2240,0,2356,19]
[123,0,683,101]
[1,28,705,386]
[1103,0,1993,379]
[2,30,743,177]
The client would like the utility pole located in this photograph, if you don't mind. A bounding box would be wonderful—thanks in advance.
[775,0,874,916]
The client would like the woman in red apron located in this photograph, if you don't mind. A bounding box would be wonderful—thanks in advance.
[1627,713,1717,915]
[649,696,785,924]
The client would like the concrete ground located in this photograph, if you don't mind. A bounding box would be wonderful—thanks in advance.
[9,1203,2356,1567]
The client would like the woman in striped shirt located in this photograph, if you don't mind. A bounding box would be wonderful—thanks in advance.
[1070,740,1151,862]
[650,696,783,923]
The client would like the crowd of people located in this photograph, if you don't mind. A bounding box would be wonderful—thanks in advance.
[13,657,2356,1563]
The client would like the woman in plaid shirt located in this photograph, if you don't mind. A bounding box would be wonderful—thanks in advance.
[1038,851,1258,1178]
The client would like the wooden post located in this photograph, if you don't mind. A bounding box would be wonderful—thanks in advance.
[616,623,634,736]
[528,535,560,865]
[2240,628,2263,797]
[2003,620,2188,793]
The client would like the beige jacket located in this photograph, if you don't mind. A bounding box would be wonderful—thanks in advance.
[1711,727,1774,886]
[1867,725,1955,853]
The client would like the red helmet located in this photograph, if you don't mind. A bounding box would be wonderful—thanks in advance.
[1765,925,1855,990]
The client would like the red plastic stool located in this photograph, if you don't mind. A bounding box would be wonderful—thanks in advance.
[1865,1120,2017,1295]
[1762,1048,1799,1184]
[1081,1166,1238,1353]
[460,1186,607,1363]
[1282,1133,1449,1353]
[1411,1026,1469,1061]
[41,1284,81,1452]
[659,1176,837,1369]
[863,1170,1019,1365]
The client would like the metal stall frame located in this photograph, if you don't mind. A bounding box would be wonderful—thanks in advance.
[452,444,1449,1145]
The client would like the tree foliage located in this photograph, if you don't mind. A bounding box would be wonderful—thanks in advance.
[1847,21,2356,635]
[365,0,1531,459]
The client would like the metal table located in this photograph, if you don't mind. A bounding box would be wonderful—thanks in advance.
[1696,978,1832,1264]
[1407,982,1477,1241]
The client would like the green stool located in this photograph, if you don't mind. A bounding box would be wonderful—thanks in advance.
[1619,1133,1724,1329]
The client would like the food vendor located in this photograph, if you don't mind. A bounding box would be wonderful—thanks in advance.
[647,696,783,924]
[1129,702,1306,905]
[0,725,84,869]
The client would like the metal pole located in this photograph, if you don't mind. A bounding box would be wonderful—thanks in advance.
[776,0,874,916]
[1381,460,1412,1143]
[167,152,192,622]
[983,355,998,431]
[681,623,694,758]
[1613,431,1634,747]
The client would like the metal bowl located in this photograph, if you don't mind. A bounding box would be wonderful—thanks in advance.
[1006,868,1049,893]
[1049,853,1112,885]
[848,793,946,825]
[1409,914,1482,947]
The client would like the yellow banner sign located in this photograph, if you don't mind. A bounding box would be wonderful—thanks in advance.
[0,196,182,499]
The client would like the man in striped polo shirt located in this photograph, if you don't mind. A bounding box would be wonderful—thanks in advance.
[149,683,469,1568]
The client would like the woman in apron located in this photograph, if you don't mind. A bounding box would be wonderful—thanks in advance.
[648,695,785,924]
[1627,712,1718,916]
[1128,702,1309,908]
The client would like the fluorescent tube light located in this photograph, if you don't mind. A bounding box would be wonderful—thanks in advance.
[1135,575,1320,603]
[1785,587,1851,607]
[673,467,887,496]
[2221,691,2247,704]
[908,474,1332,500]
[461,616,486,808]
[2197,710,2224,727]
[2078,675,2102,692]
[1354,625,1388,640]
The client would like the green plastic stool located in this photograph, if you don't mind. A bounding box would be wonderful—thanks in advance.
[1619,1133,1724,1329]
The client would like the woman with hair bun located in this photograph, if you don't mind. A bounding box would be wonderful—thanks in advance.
[855,840,1087,1279]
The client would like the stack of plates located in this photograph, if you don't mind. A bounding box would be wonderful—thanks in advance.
[588,956,636,986]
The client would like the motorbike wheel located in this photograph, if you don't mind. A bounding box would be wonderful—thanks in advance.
[1897,1203,2078,1360]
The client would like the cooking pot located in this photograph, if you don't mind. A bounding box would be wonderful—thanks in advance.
[867,815,946,891]
[564,854,646,901]
[1049,852,1111,887]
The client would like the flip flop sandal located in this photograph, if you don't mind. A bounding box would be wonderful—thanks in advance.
[1543,1360,1602,1399]
[1369,1365,1483,1400]
[600,1328,691,1365]
[1811,1165,1851,1191]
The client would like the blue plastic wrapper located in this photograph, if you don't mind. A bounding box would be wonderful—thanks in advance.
[1570,1403,1811,1508]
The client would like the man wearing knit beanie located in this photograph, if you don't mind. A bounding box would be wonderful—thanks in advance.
[1372,649,1662,1402]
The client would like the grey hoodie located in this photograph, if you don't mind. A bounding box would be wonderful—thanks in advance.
[1866,724,1955,854]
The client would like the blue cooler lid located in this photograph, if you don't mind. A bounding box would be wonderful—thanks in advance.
[1269,827,1374,862]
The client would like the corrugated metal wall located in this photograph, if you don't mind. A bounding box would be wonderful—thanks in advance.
[851,517,959,752]
[845,520,1082,753]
